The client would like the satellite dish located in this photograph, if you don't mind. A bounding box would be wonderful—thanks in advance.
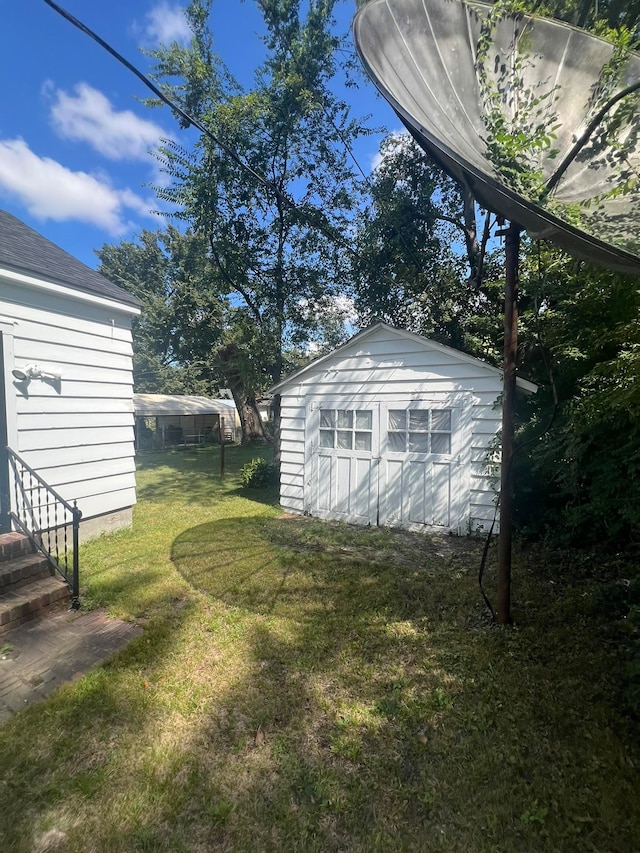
[353,0,640,274]
[353,0,640,623]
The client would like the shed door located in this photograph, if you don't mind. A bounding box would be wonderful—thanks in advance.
[308,404,379,525]
[379,403,461,531]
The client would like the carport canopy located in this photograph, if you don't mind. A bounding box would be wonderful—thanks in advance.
[133,394,236,418]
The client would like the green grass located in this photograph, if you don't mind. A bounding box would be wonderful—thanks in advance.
[1,446,639,852]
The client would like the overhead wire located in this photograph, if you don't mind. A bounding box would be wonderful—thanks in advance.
[42,0,362,258]
[47,0,536,622]
[42,0,474,306]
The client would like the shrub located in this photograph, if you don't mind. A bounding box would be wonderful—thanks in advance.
[241,457,279,488]
[596,572,640,716]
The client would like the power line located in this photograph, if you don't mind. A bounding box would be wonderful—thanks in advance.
[42,0,358,255]
[42,0,480,308]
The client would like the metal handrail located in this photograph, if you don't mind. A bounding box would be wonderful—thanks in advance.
[6,446,81,608]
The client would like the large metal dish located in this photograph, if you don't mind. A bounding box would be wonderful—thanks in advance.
[353,0,640,273]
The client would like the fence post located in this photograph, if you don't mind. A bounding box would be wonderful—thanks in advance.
[220,416,225,480]
[0,333,11,533]
[71,501,81,609]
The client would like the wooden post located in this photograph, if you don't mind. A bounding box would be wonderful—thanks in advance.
[220,416,225,480]
[497,221,521,625]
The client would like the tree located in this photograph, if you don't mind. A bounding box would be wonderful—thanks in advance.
[513,243,640,547]
[353,131,504,360]
[97,226,225,394]
[97,226,271,444]
[146,0,369,440]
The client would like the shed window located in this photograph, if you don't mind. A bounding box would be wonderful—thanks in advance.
[319,409,372,451]
[388,408,452,454]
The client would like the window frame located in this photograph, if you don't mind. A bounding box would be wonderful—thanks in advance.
[386,406,453,456]
[318,407,374,452]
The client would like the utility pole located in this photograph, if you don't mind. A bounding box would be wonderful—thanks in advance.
[496,221,521,624]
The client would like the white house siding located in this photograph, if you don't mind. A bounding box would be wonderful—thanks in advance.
[279,400,307,514]
[0,277,137,538]
[275,325,510,533]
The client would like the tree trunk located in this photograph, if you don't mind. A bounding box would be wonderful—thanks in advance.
[217,343,270,445]
[235,393,269,446]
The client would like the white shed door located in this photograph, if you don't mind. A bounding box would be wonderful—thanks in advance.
[306,401,463,531]
[309,405,379,525]
[379,403,461,530]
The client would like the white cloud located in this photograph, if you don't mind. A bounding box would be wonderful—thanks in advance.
[48,82,170,161]
[297,294,357,322]
[0,138,156,236]
[143,3,191,44]
[370,129,411,172]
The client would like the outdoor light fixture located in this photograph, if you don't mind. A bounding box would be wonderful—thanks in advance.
[12,364,61,382]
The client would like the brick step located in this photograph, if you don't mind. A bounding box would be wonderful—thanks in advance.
[0,576,71,636]
[0,552,53,594]
[0,533,34,563]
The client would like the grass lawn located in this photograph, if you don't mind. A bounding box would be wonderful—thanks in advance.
[1,446,639,852]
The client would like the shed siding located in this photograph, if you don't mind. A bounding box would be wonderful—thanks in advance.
[277,325,503,532]
[1,276,137,527]
[278,399,306,513]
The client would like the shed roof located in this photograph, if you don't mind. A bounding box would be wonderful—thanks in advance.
[134,394,237,416]
[0,209,142,310]
[271,323,538,394]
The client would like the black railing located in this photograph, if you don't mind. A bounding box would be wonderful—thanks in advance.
[7,447,81,608]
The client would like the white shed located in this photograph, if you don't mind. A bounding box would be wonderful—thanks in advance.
[272,323,536,534]
[0,209,141,541]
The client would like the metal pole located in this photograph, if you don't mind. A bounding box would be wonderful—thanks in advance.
[71,501,81,610]
[497,221,521,625]
[220,416,225,480]
[0,334,11,533]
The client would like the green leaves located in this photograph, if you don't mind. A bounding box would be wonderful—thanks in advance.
[97,226,225,394]
[146,0,368,404]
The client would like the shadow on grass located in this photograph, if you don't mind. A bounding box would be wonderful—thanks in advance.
[2,507,639,851]
[0,603,199,852]
[158,515,640,851]
[171,515,451,626]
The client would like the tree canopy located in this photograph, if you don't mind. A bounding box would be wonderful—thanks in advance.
[141,0,369,438]
[95,0,640,549]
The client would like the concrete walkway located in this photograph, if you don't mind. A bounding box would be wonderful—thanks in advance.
[0,609,143,723]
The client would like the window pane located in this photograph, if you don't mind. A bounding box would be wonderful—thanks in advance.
[409,433,429,453]
[337,410,353,429]
[431,433,451,454]
[355,410,372,430]
[337,430,352,449]
[388,431,406,452]
[431,409,451,431]
[409,410,430,431]
[354,431,372,451]
[388,410,406,431]
[320,410,335,428]
[319,430,334,448]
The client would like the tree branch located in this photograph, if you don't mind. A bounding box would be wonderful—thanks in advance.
[208,236,264,326]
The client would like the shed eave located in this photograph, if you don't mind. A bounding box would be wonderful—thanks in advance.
[271,322,538,394]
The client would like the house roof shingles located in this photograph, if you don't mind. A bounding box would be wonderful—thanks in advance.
[0,209,142,310]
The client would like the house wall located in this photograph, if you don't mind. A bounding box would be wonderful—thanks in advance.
[278,325,502,533]
[0,276,137,538]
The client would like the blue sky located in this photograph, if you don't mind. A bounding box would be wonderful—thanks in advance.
[0,0,398,270]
